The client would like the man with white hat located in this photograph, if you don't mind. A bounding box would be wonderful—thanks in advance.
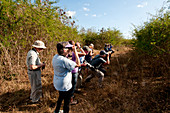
[26,40,46,103]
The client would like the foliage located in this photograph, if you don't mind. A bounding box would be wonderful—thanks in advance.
[132,11,170,57]
[0,0,80,76]
[81,27,132,49]
[0,0,80,49]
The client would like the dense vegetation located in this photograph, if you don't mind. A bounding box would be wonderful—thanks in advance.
[0,0,129,77]
[81,27,132,49]
[132,11,170,57]
[0,0,169,113]
[132,10,170,78]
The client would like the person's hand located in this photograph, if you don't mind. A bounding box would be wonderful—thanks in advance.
[76,42,81,48]
[108,51,112,54]
[81,62,87,67]
[72,45,76,52]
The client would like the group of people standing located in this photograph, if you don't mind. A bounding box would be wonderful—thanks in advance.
[26,40,114,113]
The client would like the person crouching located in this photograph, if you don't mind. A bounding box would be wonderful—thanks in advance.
[84,50,111,87]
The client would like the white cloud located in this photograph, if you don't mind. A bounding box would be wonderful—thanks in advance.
[84,3,90,6]
[66,11,76,17]
[83,7,90,11]
[104,13,107,15]
[92,14,97,17]
[85,14,88,16]
[137,2,148,8]
[137,5,143,8]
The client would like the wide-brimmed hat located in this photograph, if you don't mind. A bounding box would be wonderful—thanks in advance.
[100,50,108,55]
[32,40,46,49]
[89,43,94,48]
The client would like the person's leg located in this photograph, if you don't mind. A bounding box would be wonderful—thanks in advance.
[76,74,83,89]
[63,89,72,113]
[95,69,104,86]
[28,71,33,100]
[84,70,95,82]
[71,72,78,97]
[28,71,42,102]
[70,72,78,104]
[54,91,64,113]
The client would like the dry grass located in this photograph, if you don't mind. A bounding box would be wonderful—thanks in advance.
[0,47,169,113]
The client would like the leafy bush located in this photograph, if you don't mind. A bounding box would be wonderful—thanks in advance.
[81,27,132,49]
[0,0,81,76]
[132,11,170,57]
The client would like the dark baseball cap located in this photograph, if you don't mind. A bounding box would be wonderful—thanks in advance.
[100,50,108,55]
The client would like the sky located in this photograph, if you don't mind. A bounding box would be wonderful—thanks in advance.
[55,0,168,39]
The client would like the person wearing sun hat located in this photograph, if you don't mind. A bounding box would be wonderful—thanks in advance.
[26,40,46,103]
[89,43,94,56]
[52,41,81,113]
[83,46,93,63]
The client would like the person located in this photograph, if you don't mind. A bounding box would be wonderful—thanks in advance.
[26,40,46,103]
[107,44,114,59]
[89,43,94,56]
[52,42,81,113]
[84,50,111,87]
[108,44,114,53]
[83,46,93,63]
[68,40,86,105]
[104,44,109,52]
[81,46,93,78]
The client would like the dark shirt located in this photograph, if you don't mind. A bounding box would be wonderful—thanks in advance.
[90,55,106,69]
[104,47,109,52]
[85,52,92,63]
[108,46,112,51]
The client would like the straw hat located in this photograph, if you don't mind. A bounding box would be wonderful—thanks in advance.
[32,40,46,49]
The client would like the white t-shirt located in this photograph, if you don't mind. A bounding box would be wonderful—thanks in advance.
[52,54,76,91]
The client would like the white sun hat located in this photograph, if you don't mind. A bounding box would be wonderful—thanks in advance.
[90,43,94,48]
[32,40,46,49]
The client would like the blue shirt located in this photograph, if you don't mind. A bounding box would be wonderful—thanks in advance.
[52,54,76,91]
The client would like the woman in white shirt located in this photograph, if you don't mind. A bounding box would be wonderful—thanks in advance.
[52,42,81,113]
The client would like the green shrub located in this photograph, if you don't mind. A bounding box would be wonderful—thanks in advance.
[132,11,170,57]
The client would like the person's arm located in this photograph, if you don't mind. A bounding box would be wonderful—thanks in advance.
[30,63,45,70]
[103,54,110,65]
[76,42,86,57]
[72,45,81,67]
[29,53,45,70]
[89,50,93,56]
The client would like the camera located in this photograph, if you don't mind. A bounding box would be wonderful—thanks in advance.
[42,62,45,70]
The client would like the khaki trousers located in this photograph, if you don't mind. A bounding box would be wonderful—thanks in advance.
[28,70,42,102]
[85,68,104,85]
